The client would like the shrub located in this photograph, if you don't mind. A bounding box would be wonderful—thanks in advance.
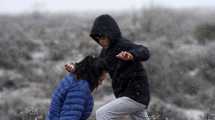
[194,23,215,44]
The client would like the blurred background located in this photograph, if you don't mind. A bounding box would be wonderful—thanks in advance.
[0,0,215,120]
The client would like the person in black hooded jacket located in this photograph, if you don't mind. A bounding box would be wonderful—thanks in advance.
[89,14,151,120]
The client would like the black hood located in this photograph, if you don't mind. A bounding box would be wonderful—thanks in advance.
[90,14,122,46]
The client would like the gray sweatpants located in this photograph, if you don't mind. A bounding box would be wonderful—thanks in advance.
[96,97,150,120]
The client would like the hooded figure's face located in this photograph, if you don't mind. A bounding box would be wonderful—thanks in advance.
[90,14,122,48]
[96,36,110,48]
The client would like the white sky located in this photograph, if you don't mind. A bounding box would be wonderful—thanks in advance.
[0,0,215,13]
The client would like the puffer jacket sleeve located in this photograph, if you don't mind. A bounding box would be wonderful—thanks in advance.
[46,83,66,120]
[59,85,87,120]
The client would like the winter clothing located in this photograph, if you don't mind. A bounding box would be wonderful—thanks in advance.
[46,73,93,120]
[96,97,150,120]
[90,14,150,107]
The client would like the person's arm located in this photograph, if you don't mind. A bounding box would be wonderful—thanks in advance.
[59,87,87,120]
[116,40,150,62]
[47,87,64,120]
[128,43,150,61]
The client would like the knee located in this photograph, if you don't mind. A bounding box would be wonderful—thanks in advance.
[96,107,106,119]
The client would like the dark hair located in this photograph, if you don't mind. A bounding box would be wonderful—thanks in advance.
[91,34,106,41]
[74,56,107,91]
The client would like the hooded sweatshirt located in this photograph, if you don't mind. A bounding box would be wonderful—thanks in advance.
[90,14,151,107]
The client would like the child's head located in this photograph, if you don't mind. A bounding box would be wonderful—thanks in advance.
[74,56,107,91]
[90,14,122,48]
[94,35,110,48]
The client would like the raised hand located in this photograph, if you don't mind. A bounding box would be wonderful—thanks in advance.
[64,63,75,73]
[116,51,134,61]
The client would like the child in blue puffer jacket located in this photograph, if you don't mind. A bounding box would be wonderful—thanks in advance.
[46,56,107,120]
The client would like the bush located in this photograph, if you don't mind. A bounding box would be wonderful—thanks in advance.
[0,38,39,69]
[194,23,215,44]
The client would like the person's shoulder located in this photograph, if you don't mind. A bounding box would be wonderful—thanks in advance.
[60,73,75,85]
[65,78,90,92]
[115,37,134,47]
[56,73,77,91]
[78,80,90,91]
[67,80,91,99]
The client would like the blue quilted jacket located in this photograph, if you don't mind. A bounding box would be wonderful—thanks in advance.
[46,73,94,120]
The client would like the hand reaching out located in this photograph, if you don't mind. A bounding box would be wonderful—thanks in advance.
[64,63,75,73]
[116,51,134,61]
